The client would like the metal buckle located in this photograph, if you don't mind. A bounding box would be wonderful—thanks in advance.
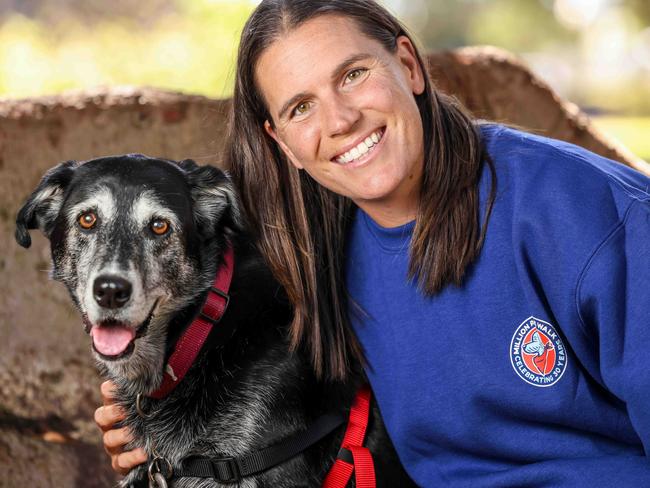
[199,287,230,325]
[214,456,241,483]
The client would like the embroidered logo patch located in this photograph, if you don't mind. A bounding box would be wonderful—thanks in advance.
[510,316,567,387]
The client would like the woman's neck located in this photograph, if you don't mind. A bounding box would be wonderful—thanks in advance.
[354,170,421,228]
[355,190,419,228]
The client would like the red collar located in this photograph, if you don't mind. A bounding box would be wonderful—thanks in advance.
[149,246,235,400]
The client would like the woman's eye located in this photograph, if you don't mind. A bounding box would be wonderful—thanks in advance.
[344,68,367,84]
[292,101,311,117]
[78,211,97,230]
[150,219,170,236]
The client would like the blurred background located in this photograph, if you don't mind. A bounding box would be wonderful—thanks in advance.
[0,0,648,161]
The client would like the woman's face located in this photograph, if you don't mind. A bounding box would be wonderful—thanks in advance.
[257,15,425,224]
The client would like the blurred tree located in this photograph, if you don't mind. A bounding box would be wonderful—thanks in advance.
[0,0,648,115]
[465,0,577,51]
[627,0,650,24]
[0,0,254,97]
[391,0,577,51]
[0,0,179,26]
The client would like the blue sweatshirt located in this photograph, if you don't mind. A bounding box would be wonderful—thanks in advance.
[345,125,650,487]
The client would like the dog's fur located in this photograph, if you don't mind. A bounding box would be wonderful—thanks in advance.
[15,155,412,488]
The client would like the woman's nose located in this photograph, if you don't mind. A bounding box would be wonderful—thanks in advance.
[322,95,360,137]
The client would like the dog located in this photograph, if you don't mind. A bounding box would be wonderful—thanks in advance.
[15,154,413,487]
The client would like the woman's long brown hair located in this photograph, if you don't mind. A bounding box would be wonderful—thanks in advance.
[227,0,496,381]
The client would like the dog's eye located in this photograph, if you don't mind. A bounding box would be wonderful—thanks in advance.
[78,211,97,230]
[150,219,170,235]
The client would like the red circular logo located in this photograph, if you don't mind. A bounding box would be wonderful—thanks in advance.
[510,317,567,387]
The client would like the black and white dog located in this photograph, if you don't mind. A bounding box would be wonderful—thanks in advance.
[15,155,412,488]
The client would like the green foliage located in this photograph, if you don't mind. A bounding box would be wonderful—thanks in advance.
[465,0,577,51]
[593,116,650,162]
[0,0,255,99]
[0,0,648,158]
[579,80,650,116]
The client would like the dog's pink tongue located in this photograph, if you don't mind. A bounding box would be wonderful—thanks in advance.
[91,325,135,356]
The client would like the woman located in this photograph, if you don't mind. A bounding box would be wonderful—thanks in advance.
[96,0,650,485]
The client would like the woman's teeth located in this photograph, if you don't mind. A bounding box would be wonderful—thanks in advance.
[336,129,383,164]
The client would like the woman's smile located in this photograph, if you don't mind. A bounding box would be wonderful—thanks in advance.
[332,127,385,166]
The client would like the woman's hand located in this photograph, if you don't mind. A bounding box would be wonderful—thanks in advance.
[94,380,148,475]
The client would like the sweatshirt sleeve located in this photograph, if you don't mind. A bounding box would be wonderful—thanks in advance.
[471,197,650,487]
[576,197,650,449]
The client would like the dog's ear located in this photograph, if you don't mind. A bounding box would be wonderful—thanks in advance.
[179,159,243,236]
[15,160,79,248]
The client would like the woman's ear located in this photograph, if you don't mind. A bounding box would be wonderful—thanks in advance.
[264,120,304,170]
[395,36,425,96]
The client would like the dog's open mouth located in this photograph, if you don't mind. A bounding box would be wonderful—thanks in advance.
[87,301,158,360]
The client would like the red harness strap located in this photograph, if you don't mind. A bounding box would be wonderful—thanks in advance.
[322,385,376,488]
[149,246,234,400]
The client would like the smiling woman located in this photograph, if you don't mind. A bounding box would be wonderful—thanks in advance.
[230,0,491,385]
[96,0,650,486]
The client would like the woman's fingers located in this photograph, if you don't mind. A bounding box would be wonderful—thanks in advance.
[104,426,147,474]
[94,403,126,432]
[112,448,148,475]
[96,380,146,475]
[111,455,129,476]
[96,381,126,433]
[103,426,134,452]
[100,380,117,406]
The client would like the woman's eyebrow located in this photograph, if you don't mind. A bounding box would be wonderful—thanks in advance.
[330,53,373,81]
[276,53,373,121]
[278,92,310,121]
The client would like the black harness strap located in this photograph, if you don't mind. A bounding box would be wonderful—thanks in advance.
[171,412,346,483]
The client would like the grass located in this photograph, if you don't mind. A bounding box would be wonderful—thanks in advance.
[591,116,650,163]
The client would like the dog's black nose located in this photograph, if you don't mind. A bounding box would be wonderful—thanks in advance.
[93,276,132,309]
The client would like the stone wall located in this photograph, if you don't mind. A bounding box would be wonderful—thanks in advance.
[0,47,647,488]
